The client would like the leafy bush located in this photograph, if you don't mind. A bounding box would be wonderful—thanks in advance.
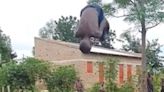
[45,65,77,92]
[103,58,119,92]
[0,62,15,87]
[0,58,51,91]
[153,73,164,92]
[6,63,33,91]
[89,83,100,92]
[21,58,51,80]
[118,82,134,92]
[0,58,77,92]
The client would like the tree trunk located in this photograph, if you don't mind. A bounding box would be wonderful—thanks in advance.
[141,29,147,92]
[138,0,148,91]
[140,12,147,91]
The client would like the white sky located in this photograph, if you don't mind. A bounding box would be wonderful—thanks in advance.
[0,0,163,59]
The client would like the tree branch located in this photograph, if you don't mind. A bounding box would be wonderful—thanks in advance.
[130,0,135,5]
[111,14,135,18]
[130,0,141,21]
[146,21,161,30]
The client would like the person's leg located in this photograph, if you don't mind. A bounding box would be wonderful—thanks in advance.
[99,18,107,33]
[99,18,109,41]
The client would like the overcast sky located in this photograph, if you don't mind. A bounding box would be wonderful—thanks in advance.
[0,0,163,59]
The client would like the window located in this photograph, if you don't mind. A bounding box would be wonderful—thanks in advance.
[87,62,93,73]
[119,64,124,84]
[127,65,132,80]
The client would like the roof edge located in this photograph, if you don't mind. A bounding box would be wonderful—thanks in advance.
[35,37,79,49]
[35,37,141,58]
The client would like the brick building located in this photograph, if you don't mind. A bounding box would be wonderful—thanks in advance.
[34,37,142,88]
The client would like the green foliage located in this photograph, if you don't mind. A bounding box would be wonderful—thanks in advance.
[39,16,79,43]
[118,82,134,92]
[146,39,163,73]
[103,58,119,92]
[39,20,56,39]
[21,58,51,80]
[104,58,118,81]
[0,62,15,87]
[120,31,141,53]
[87,0,102,6]
[54,16,79,42]
[0,57,51,91]
[120,31,163,74]
[89,83,100,92]
[0,57,77,92]
[6,63,33,91]
[100,30,116,49]
[46,65,77,92]
[0,68,6,86]
[153,74,161,92]
[92,58,135,92]
[0,29,12,62]
[107,0,164,30]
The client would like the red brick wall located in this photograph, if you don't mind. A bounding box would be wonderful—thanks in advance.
[34,38,142,88]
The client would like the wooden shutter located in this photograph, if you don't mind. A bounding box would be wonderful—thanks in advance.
[99,63,104,82]
[127,65,132,80]
[87,62,93,73]
[119,64,124,84]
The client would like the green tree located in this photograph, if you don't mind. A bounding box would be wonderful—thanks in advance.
[96,30,116,49]
[120,32,163,74]
[120,31,141,53]
[88,0,164,91]
[39,16,79,43]
[146,39,163,73]
[87,0,102,6]
[0,29,16,64]
[39,20,56,39]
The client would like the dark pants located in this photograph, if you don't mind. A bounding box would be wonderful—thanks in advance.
[161,86,164,92]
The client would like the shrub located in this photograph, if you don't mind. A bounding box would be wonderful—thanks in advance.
[45,65,77,92]
[89,83,100,92]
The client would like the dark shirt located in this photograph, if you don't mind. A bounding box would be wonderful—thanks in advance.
[80,4,109,41]
[80,4,104,27]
